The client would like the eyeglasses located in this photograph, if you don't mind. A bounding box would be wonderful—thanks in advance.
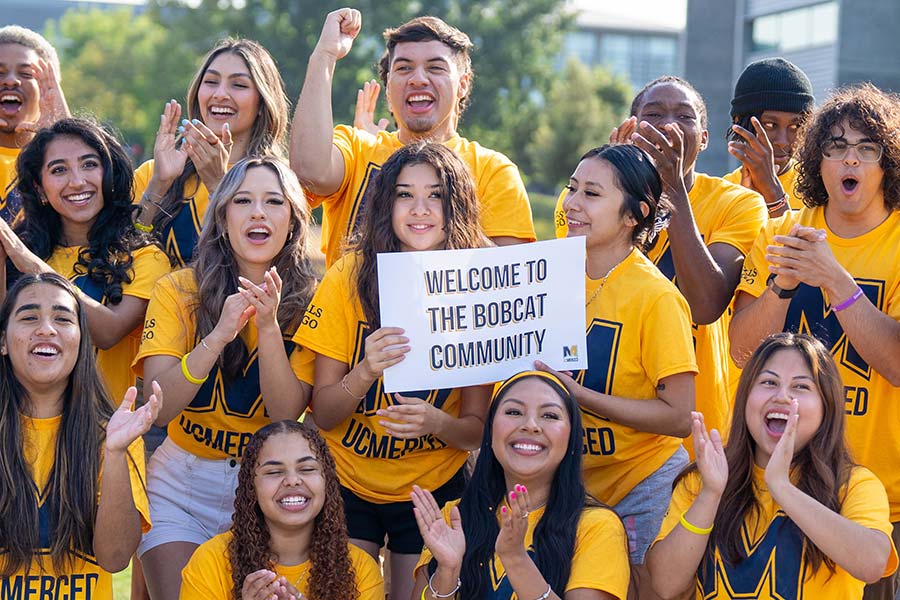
[822,139,883,163]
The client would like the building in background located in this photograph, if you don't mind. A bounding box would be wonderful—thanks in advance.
[685,0,900,175]
[561,1,685,90]
[4,0,143,32]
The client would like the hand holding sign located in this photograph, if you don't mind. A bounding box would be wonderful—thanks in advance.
[376,394,441,438]
[361,327,410,379]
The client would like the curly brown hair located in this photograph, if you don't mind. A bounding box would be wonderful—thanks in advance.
[228,421,358,600]
[795,83,900,209]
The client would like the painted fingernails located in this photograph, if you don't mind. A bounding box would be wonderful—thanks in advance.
[181,119,189,126]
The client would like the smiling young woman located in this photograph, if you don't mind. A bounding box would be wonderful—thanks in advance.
[133,156,317,599]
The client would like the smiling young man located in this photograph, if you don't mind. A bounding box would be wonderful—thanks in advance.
[724,58,815,215]
[291,8,535,267]
[0,26,67,223]
[730,83,900,600]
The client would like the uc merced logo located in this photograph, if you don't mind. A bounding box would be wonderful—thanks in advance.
[563,345,578,363]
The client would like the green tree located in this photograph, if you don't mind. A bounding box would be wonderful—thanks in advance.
[527,58,632,191]
[46,7,197,159]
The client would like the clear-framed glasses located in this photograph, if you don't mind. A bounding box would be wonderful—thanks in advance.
[822,139,883,163]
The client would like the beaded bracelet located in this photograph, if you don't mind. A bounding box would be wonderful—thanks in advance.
[833,287,864,312]
[181,353,208,385]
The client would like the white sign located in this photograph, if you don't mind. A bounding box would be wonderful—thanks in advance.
[377,237,587,392]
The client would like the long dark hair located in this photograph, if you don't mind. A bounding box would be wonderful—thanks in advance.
[14,118,152,304]
[150,38,289,237]
[0,273,139,576]
[677,332,853,576]
[578,144,665,252]
[190,156,316,380]
[431,371,613,598]
[353,142,489,329]
[228,420,358,600]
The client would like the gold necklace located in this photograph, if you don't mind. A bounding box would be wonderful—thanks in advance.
[585,252,630,307]
[292,563,309,592]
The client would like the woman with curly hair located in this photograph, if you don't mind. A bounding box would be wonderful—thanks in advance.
[133,37,289,267]
[0,272,161,599]
[730,83,900,599]
[134,156,317,599]
[0,117,170,402]
[648,333,897,599]
[180,420,384,600]
[411,370,630,599]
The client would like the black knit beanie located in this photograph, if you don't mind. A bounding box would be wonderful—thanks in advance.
[730,57,815,117]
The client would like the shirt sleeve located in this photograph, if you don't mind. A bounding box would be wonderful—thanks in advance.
[133,272,193,376]
[655,472,702,544]
[307,125,361,209]
[121,245,172,300]
[133,160,154,203]
[841,467,899,577]
[566,508,630,599]
[474,153,536,241]
[642,288,699,382]
[291,258,354,364]
[350,546,386,600]
[179,537,231,599]
[736,213,796,299]
[706,186,767,255]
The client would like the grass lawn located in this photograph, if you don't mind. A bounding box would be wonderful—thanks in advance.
[112,562,132,598]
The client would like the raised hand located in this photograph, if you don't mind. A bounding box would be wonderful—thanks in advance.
[495,485,531,561]
[152,100,188,185]
[315,8,362,61]
[360,327,409,379]
[181,118,231,194]
[241,570,302,600]
[767,224,839,291]
[377,393,439,438]
[609,116,637,145]
[10,59,70,138]
[632,121,687,194]
[728,117,784,203]
[0,218,50,275]
[764,399,799,494]
[691,411,728,498]
[207,291,256,348]
[354,80,389,135]
[411,485,466,568]
[105,382,162,453]
[239,267,281,333]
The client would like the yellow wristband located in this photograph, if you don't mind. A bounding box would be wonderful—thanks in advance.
[679,511,713,535]
[181,353,208,385]
[134,221,154,233]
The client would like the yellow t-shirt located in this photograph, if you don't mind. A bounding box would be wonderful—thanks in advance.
[313,125,536,267]
[579,248,698,505]
[180,531,384,600]
[2,414,151,599]
[134,160,213,267]
[723,160,804,210]
[555,174,766,445]
[47,244,171,402]
[133,268,290,460]
[655,467,898,599]
[415,501,630,599]
[737,206,900,520]
[0,145,23,224]
[291,253,467,503]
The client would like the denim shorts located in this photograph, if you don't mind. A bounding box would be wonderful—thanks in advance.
[137,438,240,556]
[612,446,689,564]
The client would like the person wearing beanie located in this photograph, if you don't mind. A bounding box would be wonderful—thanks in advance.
[724,57,815,215]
